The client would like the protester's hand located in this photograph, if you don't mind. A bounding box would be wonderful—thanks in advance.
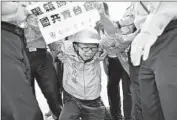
[131,32,158,66]
[95,21,104,31]
[48,40,63,54]
[57,52,67,63]
[93,2,105,14]
[98,48,107,61]
[99,16,118,36]
[100,35,116,50]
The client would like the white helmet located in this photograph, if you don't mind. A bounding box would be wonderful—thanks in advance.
[73,28,101,44]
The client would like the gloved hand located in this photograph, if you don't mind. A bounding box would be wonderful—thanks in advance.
[130,32,158,66]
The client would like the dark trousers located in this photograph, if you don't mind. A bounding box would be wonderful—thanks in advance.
[107,57,133,120]
[129,64,143,120]
[55,58,64,91]
[127,42,143,120]
[26,49,62,118]
[59,91,105,120]
[139,21,177,120]
[1,22,43,120]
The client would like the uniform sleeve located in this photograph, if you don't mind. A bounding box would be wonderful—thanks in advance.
[141,2,177,36]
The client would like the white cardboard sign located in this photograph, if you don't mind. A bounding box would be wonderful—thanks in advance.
[27,2,100,44]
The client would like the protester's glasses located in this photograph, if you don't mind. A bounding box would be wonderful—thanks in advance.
[77,45,98,52]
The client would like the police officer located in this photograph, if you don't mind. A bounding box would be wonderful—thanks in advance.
[1,2,43,120]
[131,2,177,120]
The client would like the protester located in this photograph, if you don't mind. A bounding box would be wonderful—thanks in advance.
[48,28,107,120]
[130,2,177,120]
[1,2,43,120]
[24,14,63,120]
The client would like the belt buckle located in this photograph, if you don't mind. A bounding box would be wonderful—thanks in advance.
[29,48,37,52]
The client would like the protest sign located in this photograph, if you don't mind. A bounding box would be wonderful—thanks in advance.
[26,2,100,44]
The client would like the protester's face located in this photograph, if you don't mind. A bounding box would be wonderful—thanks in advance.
[77,43,99,61]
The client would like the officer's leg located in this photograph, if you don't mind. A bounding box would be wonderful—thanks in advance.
[122,70,133,120]
[155,28,177,120]
[25,51,36,95]
[2,86,15,120]
[2,64,44,120]
[35,50,62,117]
[139,62,164,120]
[129,64,143,120]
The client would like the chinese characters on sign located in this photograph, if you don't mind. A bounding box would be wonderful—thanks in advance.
[31,2,95,28]
[31,7,44,16]
[27,2,100,44]
[39,17,50,27]
[43,2,56,12]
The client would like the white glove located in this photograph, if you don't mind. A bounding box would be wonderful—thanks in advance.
[130,32,158,66]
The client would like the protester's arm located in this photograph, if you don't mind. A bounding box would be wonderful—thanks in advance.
[99,3,136,46]
[99,12,119,36]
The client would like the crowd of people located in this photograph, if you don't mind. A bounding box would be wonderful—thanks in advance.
[1,1,177,120]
